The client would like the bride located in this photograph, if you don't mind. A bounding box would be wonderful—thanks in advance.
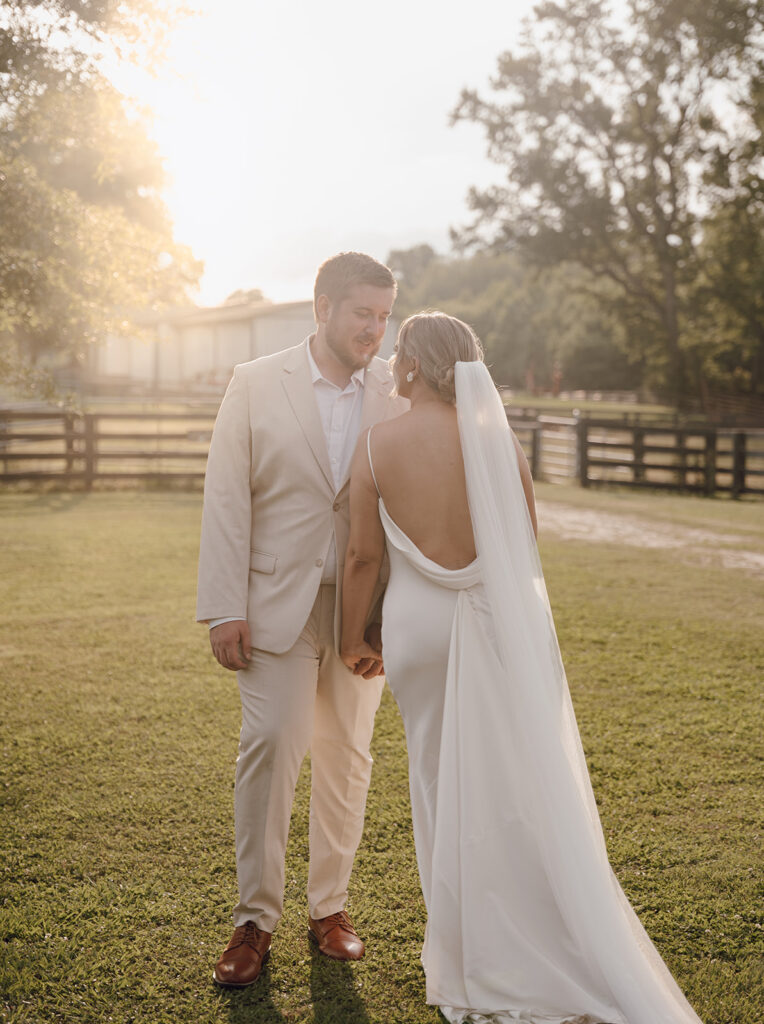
[340,312,703,1024]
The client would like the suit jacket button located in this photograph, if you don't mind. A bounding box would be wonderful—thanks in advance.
[315,558,323,567]
[332,502,340,512]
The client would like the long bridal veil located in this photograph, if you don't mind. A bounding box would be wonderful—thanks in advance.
[452,360,702,1024]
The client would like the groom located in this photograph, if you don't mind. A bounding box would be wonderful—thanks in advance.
[196,251,405,987]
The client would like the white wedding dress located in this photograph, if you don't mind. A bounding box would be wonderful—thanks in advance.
[371,362,703,1024]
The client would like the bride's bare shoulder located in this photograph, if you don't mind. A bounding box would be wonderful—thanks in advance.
[353,415,409,469]
[369,410,414,446]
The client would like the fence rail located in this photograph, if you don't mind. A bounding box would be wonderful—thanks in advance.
[575,421,764,497]
[0,411,213,484]
[1,410,763,497]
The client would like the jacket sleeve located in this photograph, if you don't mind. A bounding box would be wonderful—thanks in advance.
[196,365,253,623]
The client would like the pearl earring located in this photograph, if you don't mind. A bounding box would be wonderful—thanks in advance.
[406,371,415,383]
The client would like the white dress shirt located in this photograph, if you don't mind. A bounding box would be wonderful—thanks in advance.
[209,337,365,629]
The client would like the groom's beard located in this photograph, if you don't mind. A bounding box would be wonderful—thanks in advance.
[325,324,382,372]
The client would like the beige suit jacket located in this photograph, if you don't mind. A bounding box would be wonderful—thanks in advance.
[196,338,408,654]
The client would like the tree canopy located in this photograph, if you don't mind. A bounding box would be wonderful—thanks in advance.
[389,247,638,392]
[223,288,270,306]
[452,0,764,404]
[0,0,202,394]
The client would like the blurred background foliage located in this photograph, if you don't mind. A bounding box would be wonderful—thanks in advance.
[388,246,639,392]
[392,0,763,406]
[0,0,762,410]
[0,1,202,393]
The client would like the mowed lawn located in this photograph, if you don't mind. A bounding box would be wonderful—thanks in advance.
[0,489,761,1024]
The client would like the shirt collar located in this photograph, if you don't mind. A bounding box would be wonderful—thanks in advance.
[306,335,365,390]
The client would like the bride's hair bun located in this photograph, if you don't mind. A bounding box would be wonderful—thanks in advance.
[396,311,484,405]
[437,365,457,404]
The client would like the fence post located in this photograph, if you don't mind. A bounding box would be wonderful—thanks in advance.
[577,418,589,488]
[0,417,7,477]
[84,414,97,489]
[530,425,542,481]
[731,431,746,499]
[704,429,717,496]
[64,413,75,474]
[676,429,686,491]
[632,426,645,483]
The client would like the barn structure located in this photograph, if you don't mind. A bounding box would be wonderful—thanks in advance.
[86,298,398,395]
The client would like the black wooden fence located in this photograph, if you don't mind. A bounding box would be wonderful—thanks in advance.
[1,409,763,497]
[575,420,764,497]
[0,410,214,484]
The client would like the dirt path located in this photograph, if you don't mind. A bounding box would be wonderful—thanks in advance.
[537,500,764,575]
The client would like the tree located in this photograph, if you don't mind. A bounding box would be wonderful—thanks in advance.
[224,288,270,306]
[452,0,763,404]
[388,245,639,391]
[0,1,202,393]
[689,198,764,394]
[688,67,764,394]
[387,244,438,290]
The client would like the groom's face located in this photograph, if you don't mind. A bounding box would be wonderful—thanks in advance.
[323,283,395,372]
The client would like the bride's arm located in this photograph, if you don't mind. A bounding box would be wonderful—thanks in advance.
[341,430,386,674]
[511,429,538,538]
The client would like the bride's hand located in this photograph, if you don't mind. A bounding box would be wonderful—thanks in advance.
[341,640,383,679]
[362,622,384,678]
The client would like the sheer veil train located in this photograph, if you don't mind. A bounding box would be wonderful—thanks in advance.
[432,360,704,1023]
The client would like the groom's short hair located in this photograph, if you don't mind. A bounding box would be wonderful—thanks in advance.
[314,252,397,318]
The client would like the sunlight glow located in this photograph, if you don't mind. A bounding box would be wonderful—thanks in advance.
[110,0,534,305]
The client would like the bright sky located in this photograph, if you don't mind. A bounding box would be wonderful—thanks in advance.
[123,0,535,306]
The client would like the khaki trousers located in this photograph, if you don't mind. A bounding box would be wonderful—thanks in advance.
[233,584,384,931]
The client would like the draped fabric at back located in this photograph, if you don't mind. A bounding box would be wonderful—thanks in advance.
[453,361,703,1024]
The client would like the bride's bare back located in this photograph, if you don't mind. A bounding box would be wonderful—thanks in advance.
[342,311,537,674]
[342,355,537,669]
[367,403,477,570]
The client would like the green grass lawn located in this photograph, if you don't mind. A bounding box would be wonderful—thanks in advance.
[1,491,762,1023]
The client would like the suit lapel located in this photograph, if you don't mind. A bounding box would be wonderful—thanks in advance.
[281,341,334,491]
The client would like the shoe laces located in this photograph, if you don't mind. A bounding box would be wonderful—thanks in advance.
[320,911,355,934]
[232,921,264,950]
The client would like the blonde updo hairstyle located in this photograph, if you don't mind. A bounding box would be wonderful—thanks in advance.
[394,311,484,404]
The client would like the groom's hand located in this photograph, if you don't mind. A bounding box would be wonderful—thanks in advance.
[210,620,252,671]
[341,640,382,678]
[360,622,384,679]
[341,623,383,678]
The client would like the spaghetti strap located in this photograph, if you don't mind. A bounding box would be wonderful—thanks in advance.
[366,427,381,497]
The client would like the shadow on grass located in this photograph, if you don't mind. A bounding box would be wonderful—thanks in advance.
[214,962,288,1024]
[309,943,370,1024]
[212,949,371,1023]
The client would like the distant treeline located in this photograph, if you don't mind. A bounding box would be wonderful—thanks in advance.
[388,247,641,394]
[391,0,763,409]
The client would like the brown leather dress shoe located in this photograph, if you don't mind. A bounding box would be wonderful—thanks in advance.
[213,921,272,987]
[308,910,365,960]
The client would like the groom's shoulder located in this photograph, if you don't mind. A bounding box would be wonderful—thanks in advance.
[366,354,395,390]
[367,355,408,415]
[232,340,307,383]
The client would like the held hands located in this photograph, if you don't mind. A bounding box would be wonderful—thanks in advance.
[212,619,383,678]
[210,620,252,671]
[341,622,384,679]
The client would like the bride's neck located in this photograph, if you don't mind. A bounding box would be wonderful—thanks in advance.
[408,383,448,410]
